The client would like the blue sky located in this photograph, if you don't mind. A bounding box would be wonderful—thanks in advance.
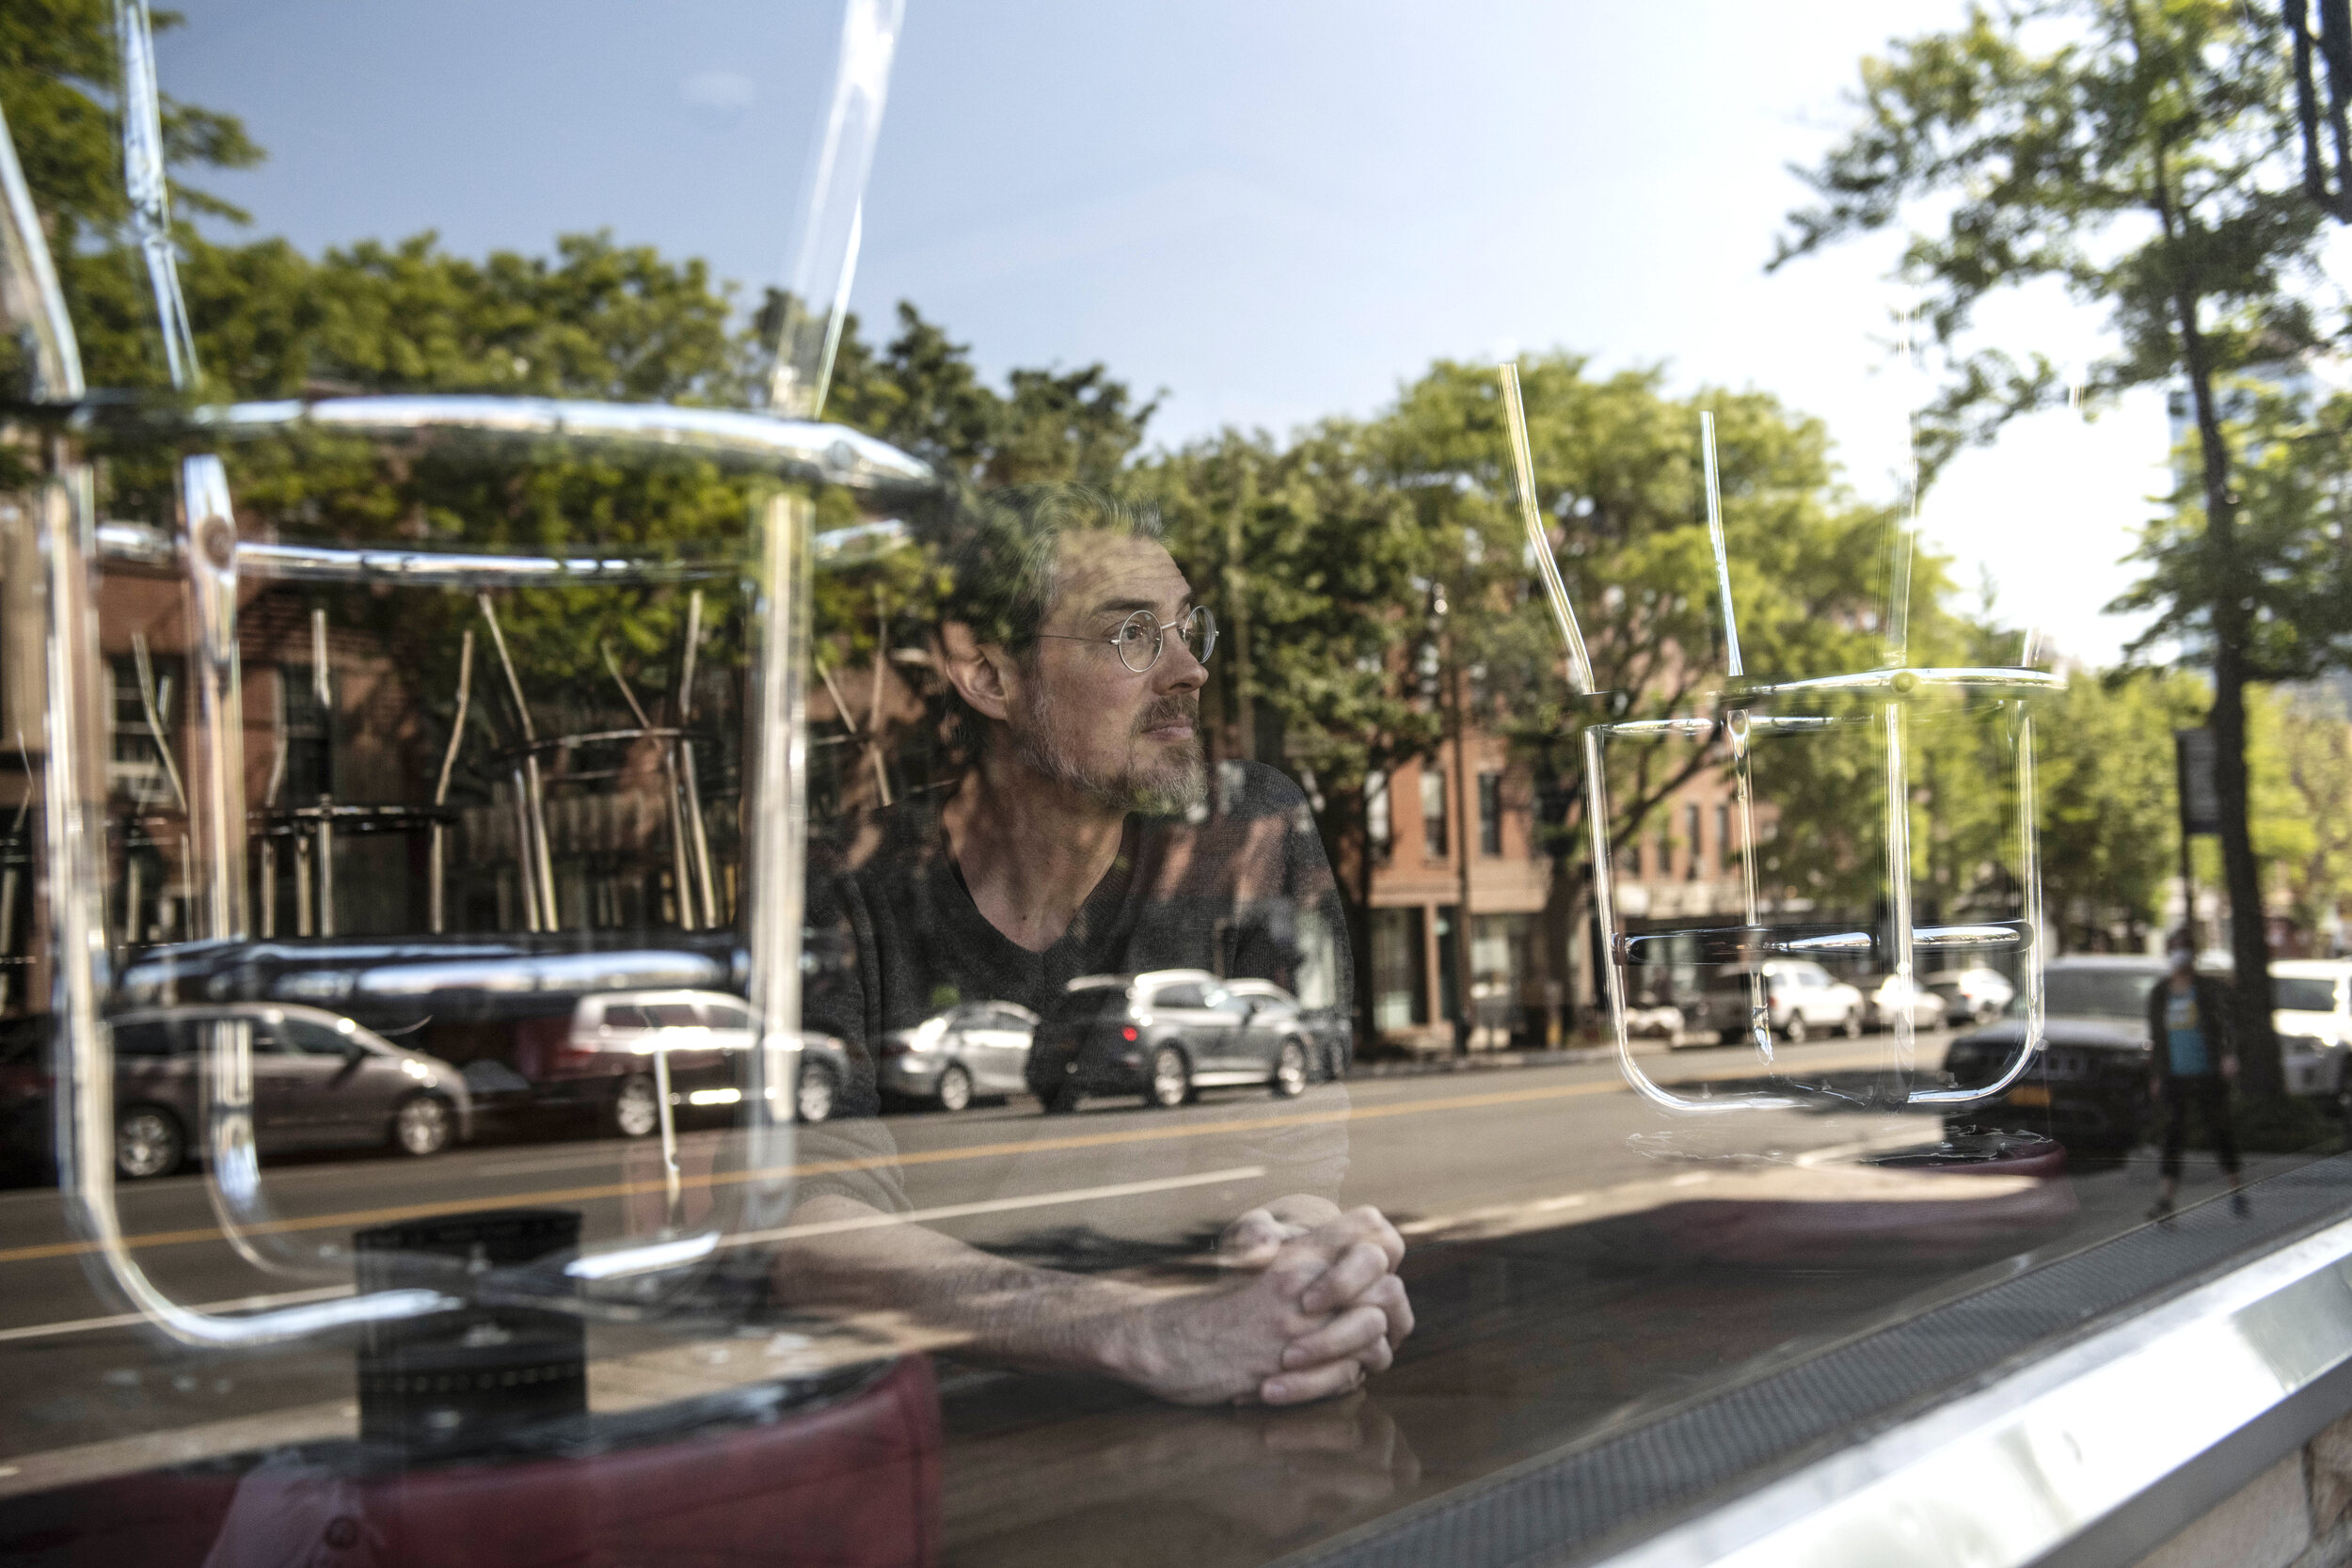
[159,1,2204,664]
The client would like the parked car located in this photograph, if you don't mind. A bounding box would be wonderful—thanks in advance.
[546,990,855,1131]
[1947,954,2352,1158]
[879,1001,1038,1110]
[1686,960,1865,1045]
[1941,955,2159,1160]
[1860,973,1947,1034]
[102,1004,474,1180]
[1923,965,2016,1027]
[1222,979,1355,1081]
[2271,959,2352,1101]
[1025,970,1313,1111]
[1627,987,1687,1041]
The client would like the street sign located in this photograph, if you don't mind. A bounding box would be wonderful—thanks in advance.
[2175,728,2220,836]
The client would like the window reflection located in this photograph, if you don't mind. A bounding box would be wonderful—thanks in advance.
[7,4,2352,1565]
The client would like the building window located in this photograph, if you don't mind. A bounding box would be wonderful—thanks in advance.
[1656,828,1672,878]
[1369,906,1426,1031]
[280,663,334,802]
[1717,803,1731,874]
[1422,768,1448,859]
[106,655,183,807]
[1367,770,1392,865]
[1628,838,1643,879]
[1686,802,1702,880]
[1478,772,1502,857]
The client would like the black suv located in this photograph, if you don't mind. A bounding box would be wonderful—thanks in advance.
[1026,970,1314,1111]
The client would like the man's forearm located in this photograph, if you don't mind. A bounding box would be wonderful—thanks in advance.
[771,1194,1164,1382]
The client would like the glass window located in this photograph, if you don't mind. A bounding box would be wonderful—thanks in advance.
[111,1022,176,1058]
[278,662,334,803]
[2275,978,2341,1012]
[2044,968,2160,1019]
[278,1019,355,1055]
[19,11,2352,1568]
[247,1022,297,1055]
[1371,906,1427,1031]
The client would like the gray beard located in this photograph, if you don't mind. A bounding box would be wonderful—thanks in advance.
[1014,684,1207,816]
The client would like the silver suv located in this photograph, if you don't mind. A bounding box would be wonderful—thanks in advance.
[562,990,854,1130]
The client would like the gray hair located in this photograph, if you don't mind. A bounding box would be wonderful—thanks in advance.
[943,484,1166,658]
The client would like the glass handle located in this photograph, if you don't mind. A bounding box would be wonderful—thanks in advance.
[768,0,907,420]
[32,468,458,1344]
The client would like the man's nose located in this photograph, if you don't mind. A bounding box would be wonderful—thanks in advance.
[1156,630,1208,694]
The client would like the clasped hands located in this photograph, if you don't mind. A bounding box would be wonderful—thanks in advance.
[1111,1196,1413,1407]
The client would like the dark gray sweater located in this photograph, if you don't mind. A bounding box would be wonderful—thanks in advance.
[793,761,1355,1214]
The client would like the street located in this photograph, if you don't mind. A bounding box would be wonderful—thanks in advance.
[0,1029,2286,1566]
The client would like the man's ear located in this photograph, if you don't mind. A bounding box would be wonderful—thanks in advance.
[938,620,1018,723]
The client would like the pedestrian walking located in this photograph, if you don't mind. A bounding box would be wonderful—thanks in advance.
[2147,935,2247,1221]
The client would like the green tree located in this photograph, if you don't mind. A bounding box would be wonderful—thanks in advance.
[2033,666,2208,947]
[1144,424,1440,1036]
[1773,0,2343,1095]
[3,0,263,391]
[2225,685,2352,946]
[1354,356,1896,1035]
[787,296,1156,486]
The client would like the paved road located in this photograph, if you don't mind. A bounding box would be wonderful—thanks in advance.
[0,1029,2280,1566]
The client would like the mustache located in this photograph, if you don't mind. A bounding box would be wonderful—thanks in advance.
[1138,694,1200,733]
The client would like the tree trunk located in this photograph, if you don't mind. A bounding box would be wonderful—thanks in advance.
[2165,216,2281,1097]
[1327,784,1379,1061]
[2210,637,2281,1094]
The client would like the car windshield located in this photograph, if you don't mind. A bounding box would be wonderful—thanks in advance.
[2041,969,2159,1020]
[2276,977,2342,1013]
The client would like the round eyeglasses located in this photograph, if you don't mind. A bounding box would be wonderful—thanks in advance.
[1037,605,1218,673]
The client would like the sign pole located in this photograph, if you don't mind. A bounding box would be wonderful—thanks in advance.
[2174,727,2219,949]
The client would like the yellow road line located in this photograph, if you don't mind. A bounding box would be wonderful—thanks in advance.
[0,1076,1629,1266]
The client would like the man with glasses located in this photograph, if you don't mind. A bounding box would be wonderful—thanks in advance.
[777,484,1410,1407]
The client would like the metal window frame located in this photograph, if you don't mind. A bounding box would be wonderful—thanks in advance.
[1285,1153,2352,1568]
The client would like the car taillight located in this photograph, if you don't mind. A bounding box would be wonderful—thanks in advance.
[1121,1026,1138,1042]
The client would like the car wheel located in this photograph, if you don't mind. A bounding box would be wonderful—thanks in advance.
[1781,1011,1808,1045]
[392,1093,454,1157]
[1272,1039,1309,1099]
[614,1074,662,1138]
[936,1063,974,1113]
[1973,1001,2000,1025]
[1145,1045,1190,1110]
[1841,1008,1863,1039]
[115,1104,184,1180]
[796,1060,840,1124]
